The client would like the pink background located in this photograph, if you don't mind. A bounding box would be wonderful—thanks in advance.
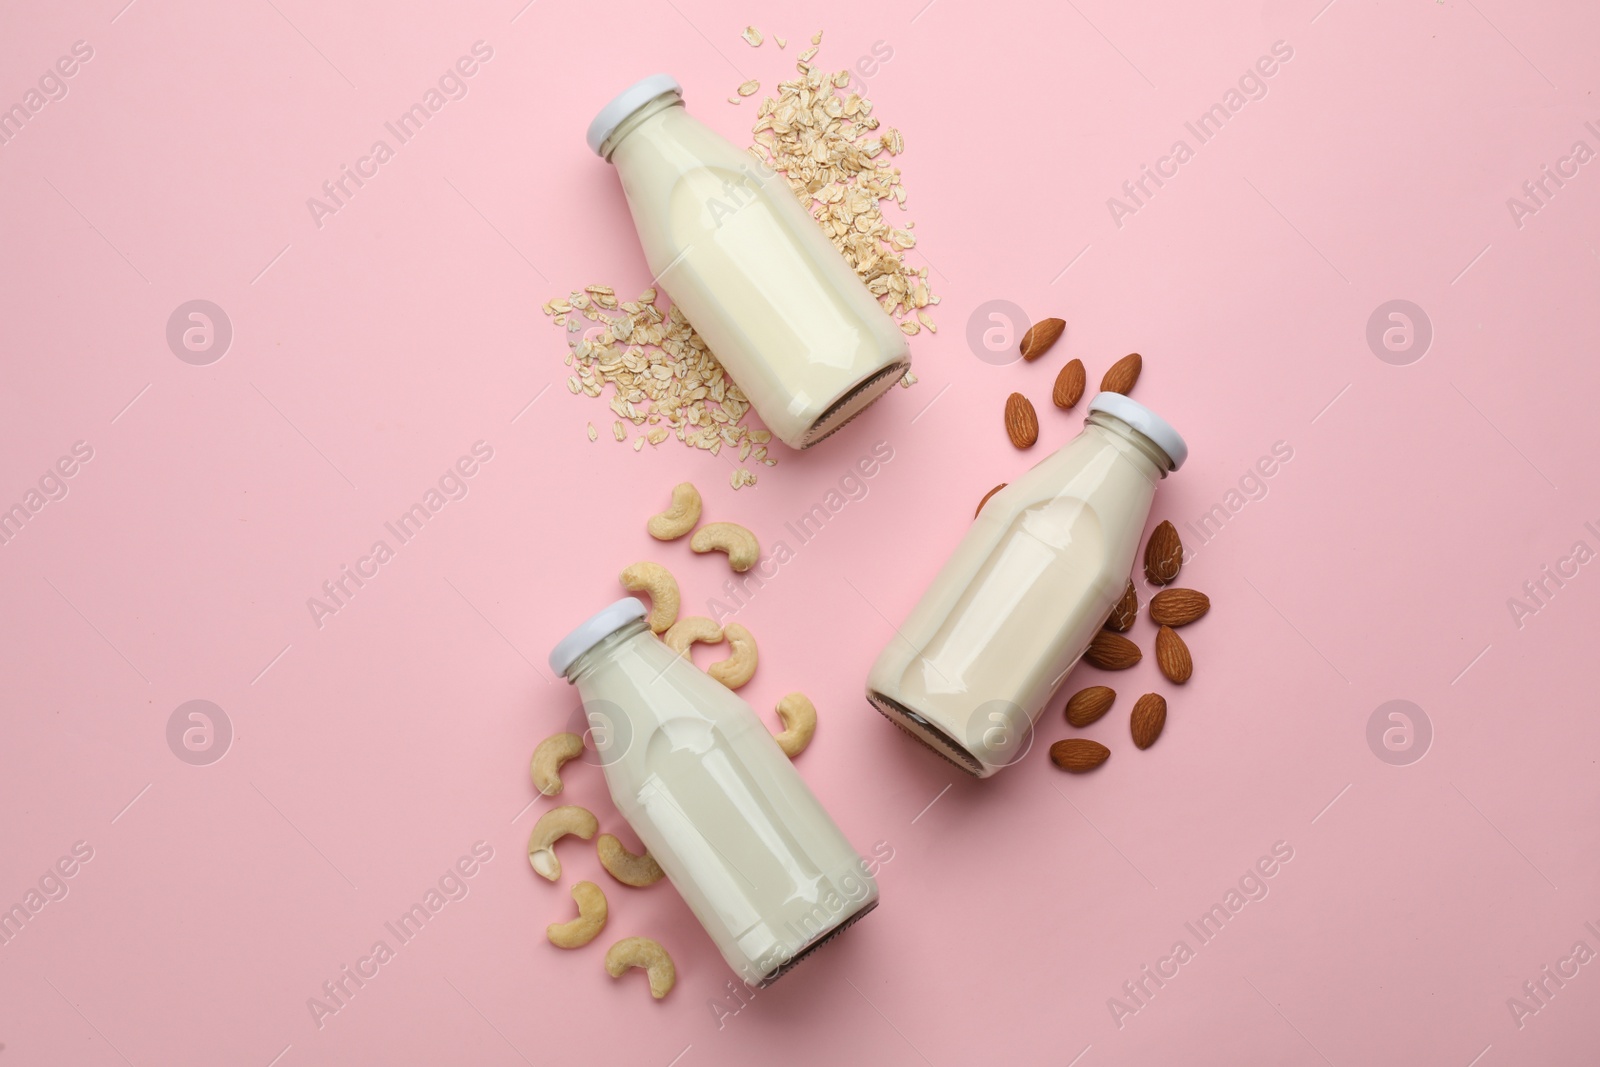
[2,0,1598,1063]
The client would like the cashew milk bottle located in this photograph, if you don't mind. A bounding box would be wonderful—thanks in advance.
[866,394,1188,777]
[550,598,879,985]
[587,75,912,450]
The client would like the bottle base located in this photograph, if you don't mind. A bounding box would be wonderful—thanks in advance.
[798,361,911,449]
[867,691,989,778]
[757,897,879,987]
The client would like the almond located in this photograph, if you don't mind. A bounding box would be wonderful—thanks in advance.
[1104,579,1138,632]
[1100,352,1142,395]
[1050,738,1110,772]
[1130,693,1166,749]
[1052,358,1086,409]
[1064,685,1115,727]
[1084,630,1141,670]
[1149,588,1210,627]
[1004,392,1039,449]
[1020,317,1065,362]
[1143,520,1183,586]
[1155,625,1192,684]
[974,483,1007,518]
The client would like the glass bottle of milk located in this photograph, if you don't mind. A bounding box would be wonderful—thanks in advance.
[586,75,912,450]
[866,394,1188,778]
[550,598,879,985]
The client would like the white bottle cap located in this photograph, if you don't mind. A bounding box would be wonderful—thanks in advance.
[586,74,682,156]
[549,597,648,677]
[1088,393,1188,471]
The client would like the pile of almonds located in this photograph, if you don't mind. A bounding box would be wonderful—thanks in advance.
[976,316,1211,773]
[1050,520,1212,773]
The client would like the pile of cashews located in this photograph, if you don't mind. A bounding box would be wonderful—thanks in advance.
[526,481,821,1001]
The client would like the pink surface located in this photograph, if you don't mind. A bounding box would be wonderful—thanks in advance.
[2,0,1598,1064]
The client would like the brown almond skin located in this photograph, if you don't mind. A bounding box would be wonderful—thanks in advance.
[1005,393,1039,449]
[1100,352,1142,394]
[975,483,1007,518]
[1150,588,1210,627]
[1021,318,1066,362]
[1084,630,1141,670]
[1052,358,1086,409]
[1065,686,1116,727]
[1050,738,1110,772]
[1144,520,1183,586]
[1155,625,1192,684]
[1130,693,1167,749]
[1105,580,1138,632]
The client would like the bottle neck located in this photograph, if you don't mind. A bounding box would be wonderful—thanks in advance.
[1086,410,1173,480]
[600,94,683,161]
[566,618,651,682]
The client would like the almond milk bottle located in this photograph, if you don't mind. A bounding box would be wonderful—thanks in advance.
[550,598,879,985]
[866,394,1188,777]
[587,75,911,450]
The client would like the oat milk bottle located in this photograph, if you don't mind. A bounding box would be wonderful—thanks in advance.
[866,394,1188,777]
[550,598,879,985]
[587,74,912,450]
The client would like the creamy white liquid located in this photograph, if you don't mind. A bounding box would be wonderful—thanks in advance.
[606,97,910,449]
[867,413,1172,776]
[572,620,878,985]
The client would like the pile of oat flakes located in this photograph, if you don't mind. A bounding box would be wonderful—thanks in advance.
[542,30,937,490]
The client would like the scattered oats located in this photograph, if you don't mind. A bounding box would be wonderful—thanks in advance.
[899,320,920,336]
[567,376,581,393]
[737,80,760,97]
[741,25,763,46]
[730,467,758,489]
[775,35,787,48]
[728,96,742,105]
[587,422,598,442]
[900,370,919,388]
[633,437,644,451]
[798,46,819,63]
[883,128,904,155]
[916,310,937,333]
[811,30,822,44]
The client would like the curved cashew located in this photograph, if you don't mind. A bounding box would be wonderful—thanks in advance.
[690,522,760,572]
[647,482,701,541]
[527,805,598,881]
[604,936,676,999]
[663,616,722,659]
[529,732,585,796]
[597,833,666,887]
[706,623,758,689]
[619,562,680,634]
[547,881,608,949]
[773,692,817,758]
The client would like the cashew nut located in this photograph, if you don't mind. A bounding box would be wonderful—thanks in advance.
[647,482,701,541]
[663,616,722,659]
[604,936,676,999]
[707,623,758,689]
[547,881,608,949]
[527,805,598,881]
[529,732,585,796]
[597,833,666,887]
[619,562,680,634]
[690,522,760,572]
[773,692,817,758]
